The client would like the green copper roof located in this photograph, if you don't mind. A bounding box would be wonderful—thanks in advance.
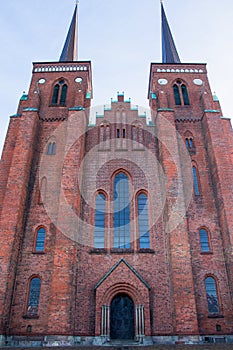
[20,93,28,101]
[213,93,219,102]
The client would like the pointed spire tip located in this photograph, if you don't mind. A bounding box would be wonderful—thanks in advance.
[59,4,78,62]
[161,1,181,64]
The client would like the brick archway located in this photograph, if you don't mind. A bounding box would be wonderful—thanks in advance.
[94,259,151,339]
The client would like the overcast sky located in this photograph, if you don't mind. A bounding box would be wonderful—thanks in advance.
[0,0,232,155]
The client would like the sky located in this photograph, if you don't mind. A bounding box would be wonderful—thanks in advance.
[0,0,233,155]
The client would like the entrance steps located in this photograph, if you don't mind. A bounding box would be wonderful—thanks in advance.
[109,339,141,347]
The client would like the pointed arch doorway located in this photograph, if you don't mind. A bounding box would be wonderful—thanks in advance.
[110,293,134,340]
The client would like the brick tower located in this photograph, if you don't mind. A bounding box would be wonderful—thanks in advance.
[0,2,233,347]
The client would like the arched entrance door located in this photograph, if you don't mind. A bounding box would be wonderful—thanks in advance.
[110,293,134,340]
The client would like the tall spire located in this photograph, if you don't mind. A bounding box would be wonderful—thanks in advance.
[59,4,78,62]
[161,1,181,64]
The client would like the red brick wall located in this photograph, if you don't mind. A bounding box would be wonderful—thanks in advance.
[1,61,233,340]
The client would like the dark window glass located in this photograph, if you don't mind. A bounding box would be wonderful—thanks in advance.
[182,84,190,105]
[185,138,189,149]
[189,138,193,148]
[52,84,59,104]
[51,142,56,155]
[35,228,46,252]
[123,129,126,139]
[27,278,41,315]
[94,193,106,248]
[27,325,32,333]
[47,142,52,155]
[173,84,181,105]
[205,277,219,313]
[47,142,56,155]
[117,129,120,138]
[200,228,210,252]
[114,173,130,248]
[60,84,67,105]
[138,193,150,248]
[192,166,200,195]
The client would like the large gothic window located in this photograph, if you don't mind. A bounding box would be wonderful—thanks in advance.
[205,277,220,314]
[114,173,130,248]
[138,193,150,248]
[173,80,190,106]
[27,277,41,315]
[51,80,68,106]
[94,193,106,248]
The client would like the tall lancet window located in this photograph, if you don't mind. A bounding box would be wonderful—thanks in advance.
[35,227,46,252]
[138,193,150,249]
[192,165,200,196]
[114,172,130,249]
[94,193,106,248]
[51,80,68,106]
[27,277,41,315]
[199,228,211,252]
[205,277,220,314]
[182,84,190,105]
[173,80,190,106]
[173,84,181,105]
[52,84,59,105]
[60,84,68,105]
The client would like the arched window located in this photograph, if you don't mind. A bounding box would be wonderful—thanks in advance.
[35,227,46,252]
[47,142,52,155]
[94,193,106,248]
[189,138,193,148]
[181,84,190,105]
[138,193,150,248]
[199,228,210,252]
[173,81,190,106]
[51,142,56,155]
[114,172,130,249]
[173,84,181,105]
[192,166,200,196]
[60,84,67,105]
[27,277,41,315]
[47,142,56,155]
[52,84,59,104]
[186,137,194,149]
[205,277,220,313]
[51,80,67,106]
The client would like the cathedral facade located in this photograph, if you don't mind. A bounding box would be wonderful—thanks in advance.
[1,3,233,347]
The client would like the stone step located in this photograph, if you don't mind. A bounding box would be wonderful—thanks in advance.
[3,345,233,350]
